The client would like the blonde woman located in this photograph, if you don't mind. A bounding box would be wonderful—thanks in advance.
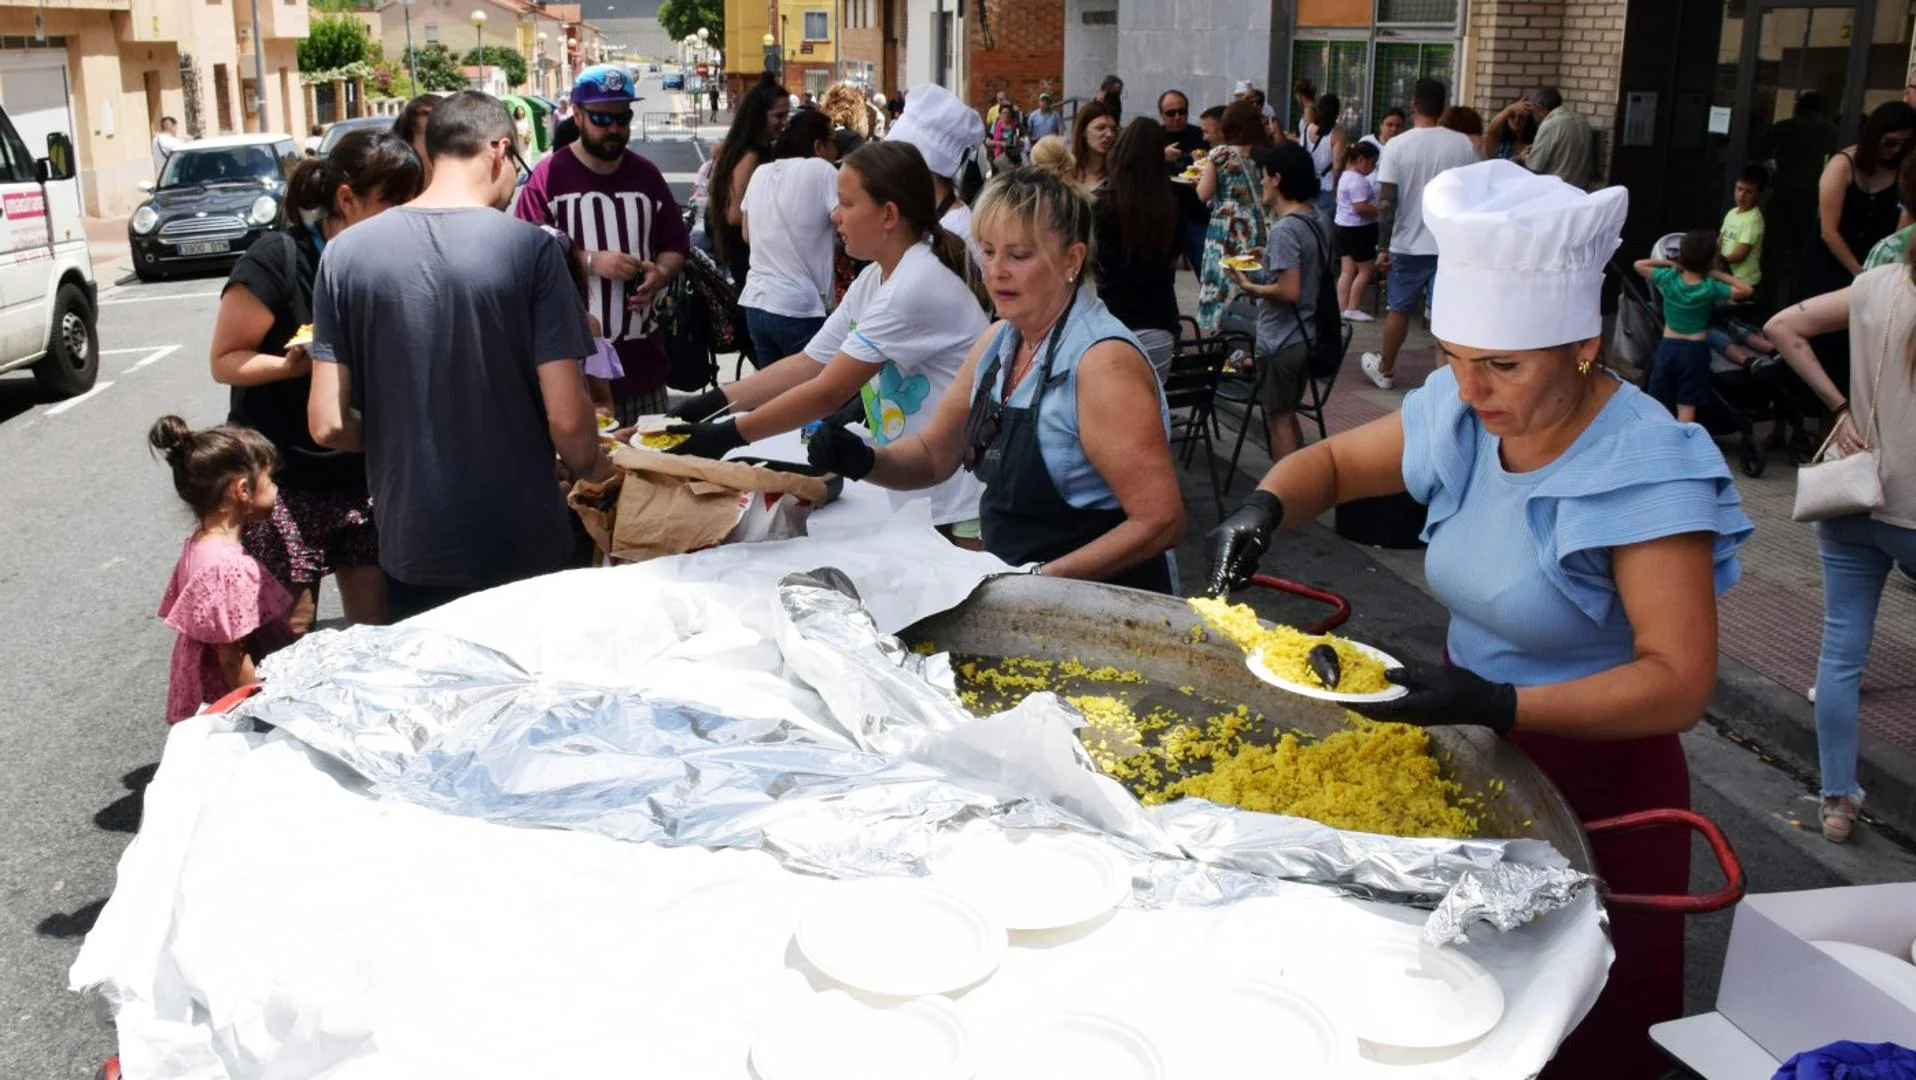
[1029,134,1074,175]
[805,167,1184,591]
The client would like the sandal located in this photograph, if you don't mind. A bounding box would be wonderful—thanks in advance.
[1820,795,1859,843]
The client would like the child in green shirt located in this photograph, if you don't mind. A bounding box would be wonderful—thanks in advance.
[1633,229,1753,423]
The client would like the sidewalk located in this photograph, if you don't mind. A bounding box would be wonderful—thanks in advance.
[1177,272,1916,841]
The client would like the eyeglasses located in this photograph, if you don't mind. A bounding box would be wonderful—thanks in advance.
[1162,108,1188,117]
[495,138,531,181]
[584,109,634,128]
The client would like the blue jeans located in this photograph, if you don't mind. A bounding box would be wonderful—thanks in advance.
[1385,252,1438,313]
[743,307,826,371]
[1811,513,1916,798]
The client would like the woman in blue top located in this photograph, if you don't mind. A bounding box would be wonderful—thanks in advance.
[1208,161,1753,1079]
[807,167,1185,591]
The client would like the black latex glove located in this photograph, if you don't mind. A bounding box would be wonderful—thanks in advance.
[805,423,875,481]
[666,387,731,422]
[1205,490,1284,596]
[1352,659,1518,734]
[663,417,747,460]
[824,394,867,429]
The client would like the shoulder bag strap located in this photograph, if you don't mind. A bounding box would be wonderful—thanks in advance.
[1862,284,1900,448]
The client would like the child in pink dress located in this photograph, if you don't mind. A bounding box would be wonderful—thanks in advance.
[150,415,296,724]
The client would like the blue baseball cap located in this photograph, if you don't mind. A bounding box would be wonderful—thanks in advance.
[573,64,640,107]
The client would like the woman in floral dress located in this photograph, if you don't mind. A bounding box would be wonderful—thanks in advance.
[1196,100,1275,333]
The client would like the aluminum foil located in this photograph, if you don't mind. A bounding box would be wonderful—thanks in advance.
[237,568,1592,937]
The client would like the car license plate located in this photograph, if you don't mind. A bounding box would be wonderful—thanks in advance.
[176,241,230,256]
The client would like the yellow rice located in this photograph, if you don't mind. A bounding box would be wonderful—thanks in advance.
[639,431,690,449]
[1188,596,1389,694]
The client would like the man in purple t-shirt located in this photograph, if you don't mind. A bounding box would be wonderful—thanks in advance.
[515,64,689,419]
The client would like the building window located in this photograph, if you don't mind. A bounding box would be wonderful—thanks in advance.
[1292,38,1370,130]
[425,22,439,43]
[804,10,829,39]
[1377,0,1458,23]
[804,69,830,94]
[213,63,234,133]
[1371,41,1454,123]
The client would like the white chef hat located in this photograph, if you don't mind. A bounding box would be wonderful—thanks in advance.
[1425,160,1628,351]
[1233,79,1255,95]
[885,83,984,180]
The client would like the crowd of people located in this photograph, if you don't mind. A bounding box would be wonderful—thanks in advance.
[140,61,1916,1078]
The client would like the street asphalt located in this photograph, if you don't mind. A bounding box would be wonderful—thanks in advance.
[1,116,1911,1078]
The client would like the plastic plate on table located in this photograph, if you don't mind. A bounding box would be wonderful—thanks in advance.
[974,1013,1163,1080]
[796,879,1007,997]
[927,830,1133,931]
[1811,940,1916,1010]
[1247,642,1409,704]
[751,990,971,1080]
[1292,931,1504,1049]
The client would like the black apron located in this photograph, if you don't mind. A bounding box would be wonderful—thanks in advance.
[967,307,1176,594]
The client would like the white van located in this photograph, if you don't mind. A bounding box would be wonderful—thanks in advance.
[0,102,94,398]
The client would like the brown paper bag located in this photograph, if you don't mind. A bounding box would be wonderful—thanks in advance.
[569,447,831,564]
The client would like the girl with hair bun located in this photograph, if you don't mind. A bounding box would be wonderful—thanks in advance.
[148,415,295,723]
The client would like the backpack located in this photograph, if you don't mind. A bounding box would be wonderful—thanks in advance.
[1288,213,1345,379]
[659,247,753,392]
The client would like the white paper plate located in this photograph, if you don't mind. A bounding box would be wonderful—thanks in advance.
[751,990,970,1080]
[796,879,1006,997]
[1154,979,1349,1075]
[1811,940,1916,1010]
[975,1013,1163,1080]
[1294,932,1504,1049]
[928,830,1133,931]
[1247,641,1409,703]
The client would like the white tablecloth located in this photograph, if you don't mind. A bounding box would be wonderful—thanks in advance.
[726,425,906,540]
[72,526,1610,1080]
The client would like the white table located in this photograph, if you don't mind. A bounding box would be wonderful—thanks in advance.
[727,426,914,539]
[1649,1012,1783,1079]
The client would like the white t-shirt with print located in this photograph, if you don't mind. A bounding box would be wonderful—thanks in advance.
[941,200,985,268]
[1374,124,1479,256]
[806,240,990,525]
[739,157,840,319]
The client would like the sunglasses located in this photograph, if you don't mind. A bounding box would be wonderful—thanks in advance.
[494,139,531,181]
[1162,108,1188,117]
[585,109,634,127]
[962,391,1005,473]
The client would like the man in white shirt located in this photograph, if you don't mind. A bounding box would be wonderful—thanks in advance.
[151,116,184,177]
[1362,78,1478,389]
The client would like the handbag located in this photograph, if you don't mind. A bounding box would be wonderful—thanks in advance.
[1791,286,1898,523]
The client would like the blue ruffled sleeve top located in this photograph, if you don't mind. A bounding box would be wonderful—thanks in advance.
[1402,367,1754,687]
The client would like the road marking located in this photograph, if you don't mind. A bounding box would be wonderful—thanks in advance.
[661,172,701,183]
[44,380,113,416]
[126,344,181,371]
[100,347,154,355]
[99,290,222,306]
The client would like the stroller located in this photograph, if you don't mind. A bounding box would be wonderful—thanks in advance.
[1610,234,1810,478]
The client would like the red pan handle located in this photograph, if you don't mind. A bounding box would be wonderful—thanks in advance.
[1248,573,1351,635]
[203,683,264,715]
[1583,808,1747,914]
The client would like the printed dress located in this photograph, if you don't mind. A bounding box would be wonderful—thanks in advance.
[1196,145,1269,334]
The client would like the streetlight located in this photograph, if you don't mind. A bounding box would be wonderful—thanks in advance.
[761,31,779,77]
[400,0,417,92]
[471,10,488,90]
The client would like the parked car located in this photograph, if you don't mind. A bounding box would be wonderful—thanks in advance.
[316,115,395,157]
[0,104,97,397]
[662,72,685,90]
[128,134,300,282]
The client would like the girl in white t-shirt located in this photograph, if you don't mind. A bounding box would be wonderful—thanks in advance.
[663,141,992,539]
[1333,139,1382,321]
[738,110,842,368]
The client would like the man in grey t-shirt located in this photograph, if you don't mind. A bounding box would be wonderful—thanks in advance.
[309,91,609,620]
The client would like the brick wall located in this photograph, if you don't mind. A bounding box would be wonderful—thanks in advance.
[840,24,884,77]
[966,0,1065,108]
[1467,0,1622,181]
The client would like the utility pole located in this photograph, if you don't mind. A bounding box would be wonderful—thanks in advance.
[249,0,267,128]
[401,0,417,90]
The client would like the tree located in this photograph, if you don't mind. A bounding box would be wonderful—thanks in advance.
[298,12,374,73]
[463,44,529,90]
[409,44,470,93]
[657,0,722,45]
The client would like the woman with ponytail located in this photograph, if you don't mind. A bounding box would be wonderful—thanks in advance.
[805,167,1185,592]
[663,140,990,543]
[208,129,421,632]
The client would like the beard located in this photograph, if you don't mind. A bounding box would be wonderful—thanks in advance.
[580,131,627,161]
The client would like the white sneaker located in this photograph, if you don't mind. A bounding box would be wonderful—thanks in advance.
[1344,309,1374,323]
[1361,352,1395,389]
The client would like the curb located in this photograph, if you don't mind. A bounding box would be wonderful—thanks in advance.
[1708,652,1916,842]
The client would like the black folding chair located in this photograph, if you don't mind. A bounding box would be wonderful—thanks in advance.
[1163,335,1231,518]
[1214,321,1353,496]
[1294,321,1353,442]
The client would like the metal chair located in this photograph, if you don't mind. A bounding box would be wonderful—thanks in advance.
[1214,321,1353,496]
[1162,334,1231,518]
